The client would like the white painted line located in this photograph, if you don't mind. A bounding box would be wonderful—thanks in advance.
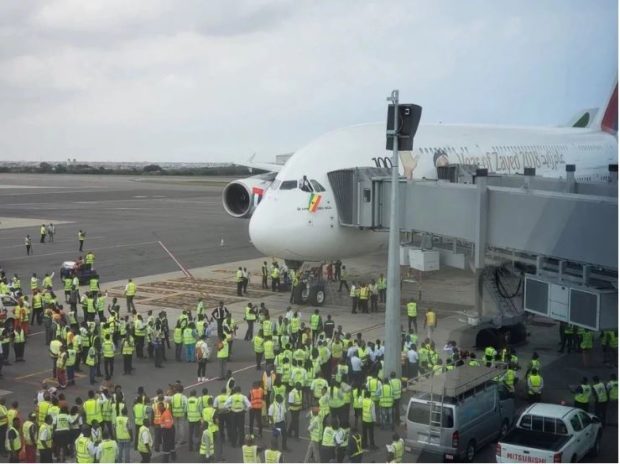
[3,240,159,261]
[0,236,105,249]
[158,241,194,279]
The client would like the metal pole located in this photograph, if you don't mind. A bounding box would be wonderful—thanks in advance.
[384,89,402,378]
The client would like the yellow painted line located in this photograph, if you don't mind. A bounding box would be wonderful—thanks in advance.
[15,369,52,380]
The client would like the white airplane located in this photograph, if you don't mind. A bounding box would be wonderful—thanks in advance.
[223,84,618,264]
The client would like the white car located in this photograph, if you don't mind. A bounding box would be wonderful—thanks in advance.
[497,403,602,463]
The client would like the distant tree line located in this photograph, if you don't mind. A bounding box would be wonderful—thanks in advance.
[0,162,265,176]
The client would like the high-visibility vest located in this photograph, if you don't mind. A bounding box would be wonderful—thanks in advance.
[22,420,35,445]
[183,327,196,345]
[485,346,496,359]
[31,277,38,290]
[528,374,542,394]
[581,331,593,349]
[187,397,201,422]
[425,311,436,326]
[83,399,102,425]
[236,270,243,282]
[362,398,374,423]
[253,335,264,353]
[200,428,214,456]
[392,439,404,463]
[89,278,99,292]
[171,393,187,418]
[351,433,363,456]
[349,286,357,298]
[309,415,323,442]
[99,439,118,463]
[122,338,135,355]
[605,380,618,402]
[133,321,145,337]
[310,314,320,330]
[389,378,402,399]
[264,340,274,360]
[6,426,21,452]
[359,287,369,300]
[290,316,300,333]
[243,444,259,463]
[202,406,218,432]
[173,327,183,344]
[379,384,393,407]
[137,425,151,453]
[575,384,591,404]
[126,282,136,296]
[407,302,417,317]
[321,426,336,446]
[37,423,52,450]
[593,382,608,403]
[102,340,114,358]
[115,415,131,440]
[75,435,94,463]
[503,369,516,392]
[217,340,229,359]
[133,403,146,427]
[262,320,272,337]
[289,389,302,411]
[85,347,97,367]
[245,306,256,321]
[271,268,279,279]
[265,449,282,463]
[56,413,71,431]
[230,393,246,413]
[36,401,49,425]
[250,388,264,409]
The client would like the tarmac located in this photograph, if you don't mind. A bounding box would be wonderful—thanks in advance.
[0,174,616,463]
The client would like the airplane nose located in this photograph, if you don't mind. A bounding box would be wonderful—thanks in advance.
[249,205,276,256]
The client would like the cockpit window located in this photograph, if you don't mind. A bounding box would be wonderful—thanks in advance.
[299,177,313,192]
[280,180,297,190]
[310,180,326,192]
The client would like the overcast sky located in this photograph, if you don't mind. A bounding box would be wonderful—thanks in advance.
[0,0,617,163]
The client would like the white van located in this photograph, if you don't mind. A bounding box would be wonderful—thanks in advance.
[405,366,515,462]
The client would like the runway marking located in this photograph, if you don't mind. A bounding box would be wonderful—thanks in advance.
[158,241,194,279]
[2,240,159,262]
[16,369,52,380]
[0,236,104,249]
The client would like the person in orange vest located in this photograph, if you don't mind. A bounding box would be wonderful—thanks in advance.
[249,381,264,438]
[159,402,176,462]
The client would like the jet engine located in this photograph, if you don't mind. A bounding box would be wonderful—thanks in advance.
[222,173,276,218]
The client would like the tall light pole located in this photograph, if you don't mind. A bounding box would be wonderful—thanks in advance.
[384,89,402,378]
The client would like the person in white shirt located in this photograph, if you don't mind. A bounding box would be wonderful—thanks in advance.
[268,394,289,451]
[407,345,419,379]
[350,354,363,387]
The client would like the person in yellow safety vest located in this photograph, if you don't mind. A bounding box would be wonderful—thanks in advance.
[37,415,54,462]
[378,377,394,430]
[310,310,322,344]
[270,264,280,293]
[114,406,132,462]
[202,396,221,461]
[42,273,53,290]
[484,345,497,367]
[186,390,202,452]
[170,385,188,446]
[592,375,608,426]
[320,418,338,462]
[361,390,377,449]
[75,426,97,463]
[573,376,592,412]
[502,364,517,396]
[580,329,593,367]
[253,329,265,370]
[137,418,153,462]
[6,416,21,463]
[244,303,257,341]
[389,433,405,464]
[304,407,322,462]
[607,373,618,427]
[22,412,38,463]
[78,229,86,251]
[83,391,103,426]
[365,374,382,404]
[236,266,244,296]
[242,434,260,463]
[290,270,301,305]
[124,278,137,313]
[389,372,402,426]
[424,307,437,341]
[467,353,480,367]
[97,429,119,463]
[85,251,95,269]
[406,300,418,332]
[602,330,618,366]
[216,336,229,380]
[183,322,197,363]
[358,283,369,314]
[265,437,283,463]
[200,419,215,462]
[527,368,543,403]
[102,334,115,380]
[526,352,541,376]
[89,276,99,293]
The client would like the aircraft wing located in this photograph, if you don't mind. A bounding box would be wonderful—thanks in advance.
[234,153,283,173]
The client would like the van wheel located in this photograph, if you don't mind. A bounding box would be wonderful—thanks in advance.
[570,454,577,463]
[465,440,476,463]
[310,287,325,306]
[499,419,509,439]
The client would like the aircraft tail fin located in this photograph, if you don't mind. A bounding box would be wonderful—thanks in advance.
[565,108,598,128]
[593,80,618,134]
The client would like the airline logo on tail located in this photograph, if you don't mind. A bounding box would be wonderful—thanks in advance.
[308,193,322,212]
[601,84,618,134]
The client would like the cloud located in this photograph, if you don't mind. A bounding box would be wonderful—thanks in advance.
[0,0,616,162]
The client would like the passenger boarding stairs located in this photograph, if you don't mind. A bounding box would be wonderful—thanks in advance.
[482,266,523,327]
